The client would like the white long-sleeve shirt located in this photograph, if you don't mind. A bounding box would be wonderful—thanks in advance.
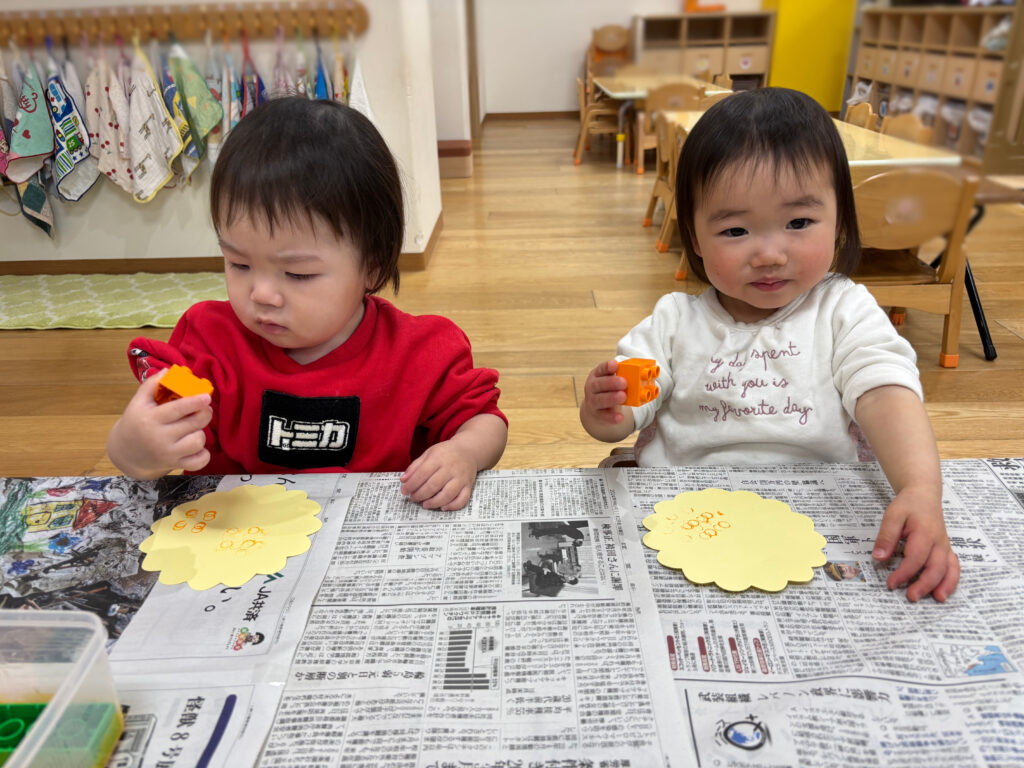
[618,275,923,466]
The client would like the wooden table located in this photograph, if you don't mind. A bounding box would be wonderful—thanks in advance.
[591,73,730,170]
[664,110,962,183]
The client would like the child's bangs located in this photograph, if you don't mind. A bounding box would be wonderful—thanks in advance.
[694,129,838,202]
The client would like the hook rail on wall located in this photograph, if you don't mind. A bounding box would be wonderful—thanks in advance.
[0,1,369,47]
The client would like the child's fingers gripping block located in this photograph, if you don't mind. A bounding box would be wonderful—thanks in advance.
[153,365,215,405]
[617,358,660,406]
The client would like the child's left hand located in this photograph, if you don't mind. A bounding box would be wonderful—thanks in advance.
[400,440,479,511]
[400,413,508,511]
[872,485,960,602]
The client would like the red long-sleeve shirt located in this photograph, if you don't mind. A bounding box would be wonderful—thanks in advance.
[128,297,505,475]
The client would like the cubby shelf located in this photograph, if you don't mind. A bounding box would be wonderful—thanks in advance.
[848,4,1021,173]
[632,10,776,87]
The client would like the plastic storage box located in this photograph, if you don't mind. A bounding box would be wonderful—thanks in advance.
[0,611,123,768]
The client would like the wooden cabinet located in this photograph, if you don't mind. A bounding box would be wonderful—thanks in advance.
[847,4,1022,173]
[632,11,775,88]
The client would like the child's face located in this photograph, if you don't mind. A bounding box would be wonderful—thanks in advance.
[693,160,838,323]
[220,213,372,364]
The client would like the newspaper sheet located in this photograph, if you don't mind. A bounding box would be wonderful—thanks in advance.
[0,473,353,768]
[613,460,1024,768]
[258,468,695,768]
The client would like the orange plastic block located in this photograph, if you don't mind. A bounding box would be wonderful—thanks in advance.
[153,365,214,405]
[617,358,660,407]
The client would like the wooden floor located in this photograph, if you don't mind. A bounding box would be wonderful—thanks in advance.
[2,117,1024,477]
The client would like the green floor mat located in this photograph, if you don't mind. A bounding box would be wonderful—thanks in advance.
[0,272,227,329]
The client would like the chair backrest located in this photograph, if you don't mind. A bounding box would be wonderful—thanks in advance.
[647,82,705,119]
[712,73,733,89]
[592,24,631,60]
[654,111,674,179]
[845,102,877,130]
[854,169,978,284]
[880,112,932,144]
[698,91,731,110]
[669,122,689,195]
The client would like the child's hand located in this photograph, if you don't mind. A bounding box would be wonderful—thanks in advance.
[583,359,628,423]
[400,440,479,511]
[399,413,507,511]
[107,369,213,480]
[580,359,636,443]
[873,485,960,602]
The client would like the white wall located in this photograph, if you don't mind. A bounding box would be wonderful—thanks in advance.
[474,0,761,115]
[429,0,472,142]
[0,0,441,261]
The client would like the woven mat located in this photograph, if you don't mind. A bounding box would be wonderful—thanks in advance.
[0,272,227,330]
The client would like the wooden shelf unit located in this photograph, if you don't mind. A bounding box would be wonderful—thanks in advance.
[849,4,1021,173]
[632,11,775,88]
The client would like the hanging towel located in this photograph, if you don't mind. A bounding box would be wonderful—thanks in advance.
[272,28,295,98]
[168,43,222,161]
[157,49,199,186]
[14,170,55,236]
[44,53,99,201]
[224,51,242,130]
[5,57,55,184]
[347,56,374,123]
[332,51,347,104]
[61,55,87,111]
[0,49,13,177]
[295,44,311,98]
[85,50,134,194]
[1,51,52,235]
[127,40,182,203]
[314,44,329,100]
[203,33,224,161]
[240,47,266,116]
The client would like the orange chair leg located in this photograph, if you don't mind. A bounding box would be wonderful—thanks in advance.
[888,309,906,326]
[642,218,653,227]
[656,241,668,253]
[939,353,959,368]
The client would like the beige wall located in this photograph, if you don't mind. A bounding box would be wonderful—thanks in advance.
[474,0,762,115]
[0,0,441,261]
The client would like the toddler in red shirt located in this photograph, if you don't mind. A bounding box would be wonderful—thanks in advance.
[107,98,508,511]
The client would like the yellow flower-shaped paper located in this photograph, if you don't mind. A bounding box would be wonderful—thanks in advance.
[642,488,826,592]
[140,484,323,590]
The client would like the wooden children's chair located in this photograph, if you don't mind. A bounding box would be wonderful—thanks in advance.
[591,24,631,63]
[851,169,979,368]
[574,77,622,165]
[712,73,732,90]
[698,91,732,110]
[880,112,932,144]
[634,81,704,173]
[845,102,878,130]
[642,112,675,229]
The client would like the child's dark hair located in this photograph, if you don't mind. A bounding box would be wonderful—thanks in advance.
[211,97,403,294]
[675,87,860,284]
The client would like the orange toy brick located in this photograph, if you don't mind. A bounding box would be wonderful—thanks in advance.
[617,358,660,407]
[153,365,214,405]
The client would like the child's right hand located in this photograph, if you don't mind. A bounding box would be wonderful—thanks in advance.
[106,369,213,480]
[579,359,636,442]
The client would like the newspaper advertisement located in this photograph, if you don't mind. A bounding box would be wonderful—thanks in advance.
[614,461,1024,767]
[0,472,352,768]
[258,468,695,768]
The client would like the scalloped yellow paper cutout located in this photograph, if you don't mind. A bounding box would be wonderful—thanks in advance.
[140,484,323,591]
[642,488,826,592]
